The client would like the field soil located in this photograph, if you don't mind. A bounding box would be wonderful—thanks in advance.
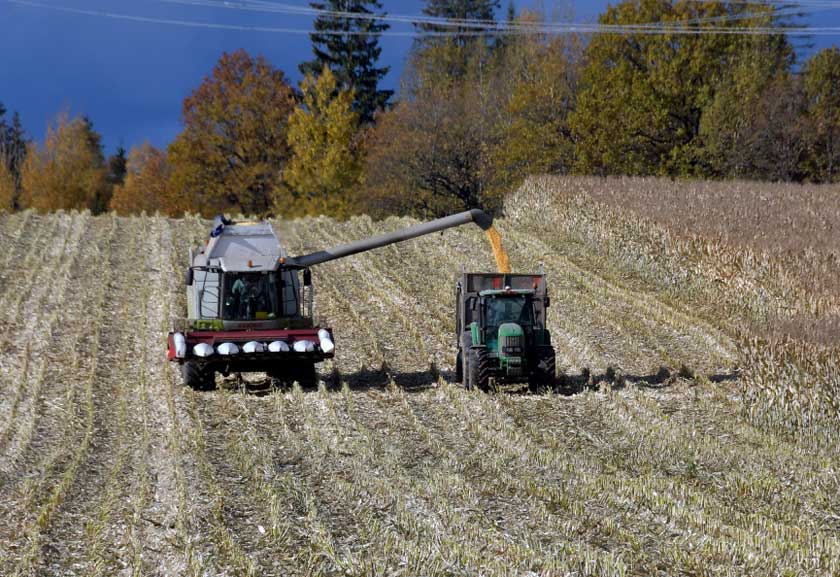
[0,209,838,576]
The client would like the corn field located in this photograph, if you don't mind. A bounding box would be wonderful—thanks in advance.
[1,178,839,576]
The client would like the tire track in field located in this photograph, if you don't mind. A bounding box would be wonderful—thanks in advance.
[0,215,116,576]
[0,212,92,473]
[36,216,167,575]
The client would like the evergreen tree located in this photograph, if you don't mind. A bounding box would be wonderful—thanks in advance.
[108,145,128,187]
[0,106,28,209]
[412,0,500,82]
[300,0,392,124]
[416,0,499,46]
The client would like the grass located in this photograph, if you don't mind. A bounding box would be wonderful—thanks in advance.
[0,178,838,575]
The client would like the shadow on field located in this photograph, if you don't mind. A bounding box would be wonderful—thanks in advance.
[227,363,739,396]
[544,365,740,396]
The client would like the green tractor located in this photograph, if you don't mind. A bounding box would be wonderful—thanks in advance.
[455,268,556,391]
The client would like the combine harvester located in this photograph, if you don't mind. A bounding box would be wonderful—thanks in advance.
[167,211,494,389]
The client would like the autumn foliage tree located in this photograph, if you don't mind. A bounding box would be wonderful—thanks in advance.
[109,143,171,215]
[487,14,580,197]
[571,0,793,177]
[167,50,297,217]
[279,67,362,219]
[19,112,110,212]
[0,160,14,211]
[802,47,840,182]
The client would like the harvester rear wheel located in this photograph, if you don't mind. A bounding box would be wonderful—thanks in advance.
[182,361,216,391]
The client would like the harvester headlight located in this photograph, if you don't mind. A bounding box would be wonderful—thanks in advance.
[192,343,214,358]
[268,340,290,353]
[293,340,315,353]
[173,332,187,358]
[317,329,335,353]
[242,341,265,354]
[217,342,240,356]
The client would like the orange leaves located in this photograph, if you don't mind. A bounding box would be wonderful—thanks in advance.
[167,49,297,217]
[19,112,109,213]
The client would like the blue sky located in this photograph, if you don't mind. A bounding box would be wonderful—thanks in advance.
[1,0,838,155]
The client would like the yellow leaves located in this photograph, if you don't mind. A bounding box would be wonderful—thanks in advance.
[19,111,109,213]
[0,160,14,211]
[280,66,362,220]
[109,143,171,216]
[167,49,297,217]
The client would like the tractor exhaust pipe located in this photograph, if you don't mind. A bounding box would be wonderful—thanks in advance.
[289,209,493,268]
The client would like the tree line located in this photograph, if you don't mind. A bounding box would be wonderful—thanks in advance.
[2,0,839,218]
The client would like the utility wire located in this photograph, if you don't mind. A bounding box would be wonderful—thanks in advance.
[6,0,840,36]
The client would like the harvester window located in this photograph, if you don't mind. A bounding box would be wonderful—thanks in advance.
[222,273,281,320]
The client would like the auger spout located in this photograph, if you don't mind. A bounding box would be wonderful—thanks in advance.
[288,209,493,269]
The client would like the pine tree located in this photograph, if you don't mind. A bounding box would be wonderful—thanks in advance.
[0,107,28,209]
[300,0,392,124]
[108,146,128,187]
[412,0,500,82]
[415,0,499,47]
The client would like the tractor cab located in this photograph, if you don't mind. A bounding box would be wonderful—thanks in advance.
[479,289,536,353]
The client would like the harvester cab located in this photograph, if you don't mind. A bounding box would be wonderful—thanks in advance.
[168,209,494,390]
[455,267,556,391]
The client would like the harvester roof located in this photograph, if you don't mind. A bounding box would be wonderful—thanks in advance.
[198,220,287,272]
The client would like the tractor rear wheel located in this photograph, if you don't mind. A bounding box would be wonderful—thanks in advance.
[182,361,216,391]
[529,347,556,392]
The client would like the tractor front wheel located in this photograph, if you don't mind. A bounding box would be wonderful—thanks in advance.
[182,361,216,391]
[468,348,491,392]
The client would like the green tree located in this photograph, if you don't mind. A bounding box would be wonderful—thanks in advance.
[488,13,579,195]
[19,111,110,212]
[167,50,297,216]
[300,0,392,124]
[0,106,27,209]
[280,67,362,219]
[412,0,500,83]
[802,47,840,181]
[108,145,128,187]
[571,0,792,177]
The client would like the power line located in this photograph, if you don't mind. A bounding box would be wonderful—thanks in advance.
[6,0,840,36]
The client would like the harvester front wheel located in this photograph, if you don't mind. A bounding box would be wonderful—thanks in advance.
[293,362,318,389]
[182,361,216,391]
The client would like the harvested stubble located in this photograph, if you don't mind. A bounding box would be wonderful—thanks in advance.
[508,176,840,441]
[1,206,838,576]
